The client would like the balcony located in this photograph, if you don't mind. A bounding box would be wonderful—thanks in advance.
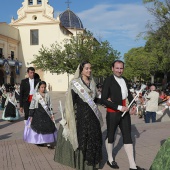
[0,58,22,67]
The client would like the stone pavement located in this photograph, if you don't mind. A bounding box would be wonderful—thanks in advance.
[0,92,170,170]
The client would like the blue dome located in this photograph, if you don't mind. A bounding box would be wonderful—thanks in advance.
[59,9,84,29]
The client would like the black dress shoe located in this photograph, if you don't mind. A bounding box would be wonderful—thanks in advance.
[36,144,45,147]
[129,166,145,170]
[107,161,119,169]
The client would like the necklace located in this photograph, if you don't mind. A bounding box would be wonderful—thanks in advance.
[40,92,45,98]
[81,77,90,87]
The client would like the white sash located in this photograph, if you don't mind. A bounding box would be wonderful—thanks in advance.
[15,90,20,96]
[72,80,101,121]
[9,98,16,107]
[38,94,57,127]
[38,96,51,116]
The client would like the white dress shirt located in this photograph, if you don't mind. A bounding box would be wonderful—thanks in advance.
[29,78,35,95]
[114,75,128,110]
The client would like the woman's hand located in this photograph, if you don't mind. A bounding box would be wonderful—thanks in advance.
[30,117,33,122]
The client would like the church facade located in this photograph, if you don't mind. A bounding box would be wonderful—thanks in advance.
[0,0,84,91]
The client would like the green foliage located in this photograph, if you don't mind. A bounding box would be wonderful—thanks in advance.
[31,30,120,77]
[123,47,152,81]
[123,0,170,82]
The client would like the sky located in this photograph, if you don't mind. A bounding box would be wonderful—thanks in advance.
[0,0,154,58]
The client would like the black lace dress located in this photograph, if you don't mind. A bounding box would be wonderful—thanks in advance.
[4,102,16,118]
[72,90,102,166]
[30,103,55,134]
[54,83,102,170]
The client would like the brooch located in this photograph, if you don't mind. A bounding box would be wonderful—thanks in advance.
[80,89,84,93]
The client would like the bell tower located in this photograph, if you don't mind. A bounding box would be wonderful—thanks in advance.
[11,0,54,23]
[28,0,42,5]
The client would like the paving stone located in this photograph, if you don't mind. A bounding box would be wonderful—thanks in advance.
[0,92,170,170]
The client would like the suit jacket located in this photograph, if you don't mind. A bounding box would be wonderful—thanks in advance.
[101,75,133,110]
[20,78,40,107]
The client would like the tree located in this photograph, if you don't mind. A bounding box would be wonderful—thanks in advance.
[145,28,170,82]
[123,47,152,81]
[143,0,170,83]
[31,30,120,78]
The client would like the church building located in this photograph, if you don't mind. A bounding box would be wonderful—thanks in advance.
[0,0,84,91]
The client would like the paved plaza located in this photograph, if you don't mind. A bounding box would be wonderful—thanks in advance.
[0,92,170,170]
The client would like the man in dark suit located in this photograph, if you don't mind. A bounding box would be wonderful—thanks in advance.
[101,60,145,170]
[20,67,40,123]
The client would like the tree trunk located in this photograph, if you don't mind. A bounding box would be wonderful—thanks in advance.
[164,73,167,84]
[151,75,154,84]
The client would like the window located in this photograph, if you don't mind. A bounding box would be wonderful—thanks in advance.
[28,0,33,5]
[0,48,3,58]
[11,51,14,60]
[30,30,39,45]
[37,0,42,4]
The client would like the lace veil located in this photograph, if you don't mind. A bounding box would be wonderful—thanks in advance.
[63,64,97,151]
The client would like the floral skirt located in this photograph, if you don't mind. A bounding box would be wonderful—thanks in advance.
[150,137,170,170]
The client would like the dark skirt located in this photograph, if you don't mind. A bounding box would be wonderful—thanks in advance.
[54,91,102,170]
[54,126,99,170]
[1,96,6,108]
[2,101,20,120]
[31,103,56,134]
[4,102,16,118]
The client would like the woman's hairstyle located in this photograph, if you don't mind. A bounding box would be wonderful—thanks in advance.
[79,61,91,74]
[38,81,46,89]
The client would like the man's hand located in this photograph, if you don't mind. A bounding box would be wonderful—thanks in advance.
[129,105,137,115]
[121,106,129,112]
[107,98,112,102]
[20,107,23,113]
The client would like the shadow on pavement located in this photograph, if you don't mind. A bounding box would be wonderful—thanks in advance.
[100,124,147,169]
[0,133,12,140]
[0,116,24,129]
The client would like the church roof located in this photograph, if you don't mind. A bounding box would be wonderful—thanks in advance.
[59,9,84,29]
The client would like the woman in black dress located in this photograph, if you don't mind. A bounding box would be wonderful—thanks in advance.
[2,90,20,121]
[23,81,57,148]
[54,61,103,170]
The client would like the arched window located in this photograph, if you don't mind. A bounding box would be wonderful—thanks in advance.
[28,0,33,5]
[37,0,42,4]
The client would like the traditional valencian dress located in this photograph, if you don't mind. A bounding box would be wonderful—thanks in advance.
[23,91,57,144]
[54,65,103,170]
[2,92,20,121]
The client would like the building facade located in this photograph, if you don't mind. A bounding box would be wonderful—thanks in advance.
[0,0,84,91]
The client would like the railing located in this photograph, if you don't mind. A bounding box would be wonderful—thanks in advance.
[0,58,22,67]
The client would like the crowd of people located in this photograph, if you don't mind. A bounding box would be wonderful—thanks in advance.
[0,60,170,170]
